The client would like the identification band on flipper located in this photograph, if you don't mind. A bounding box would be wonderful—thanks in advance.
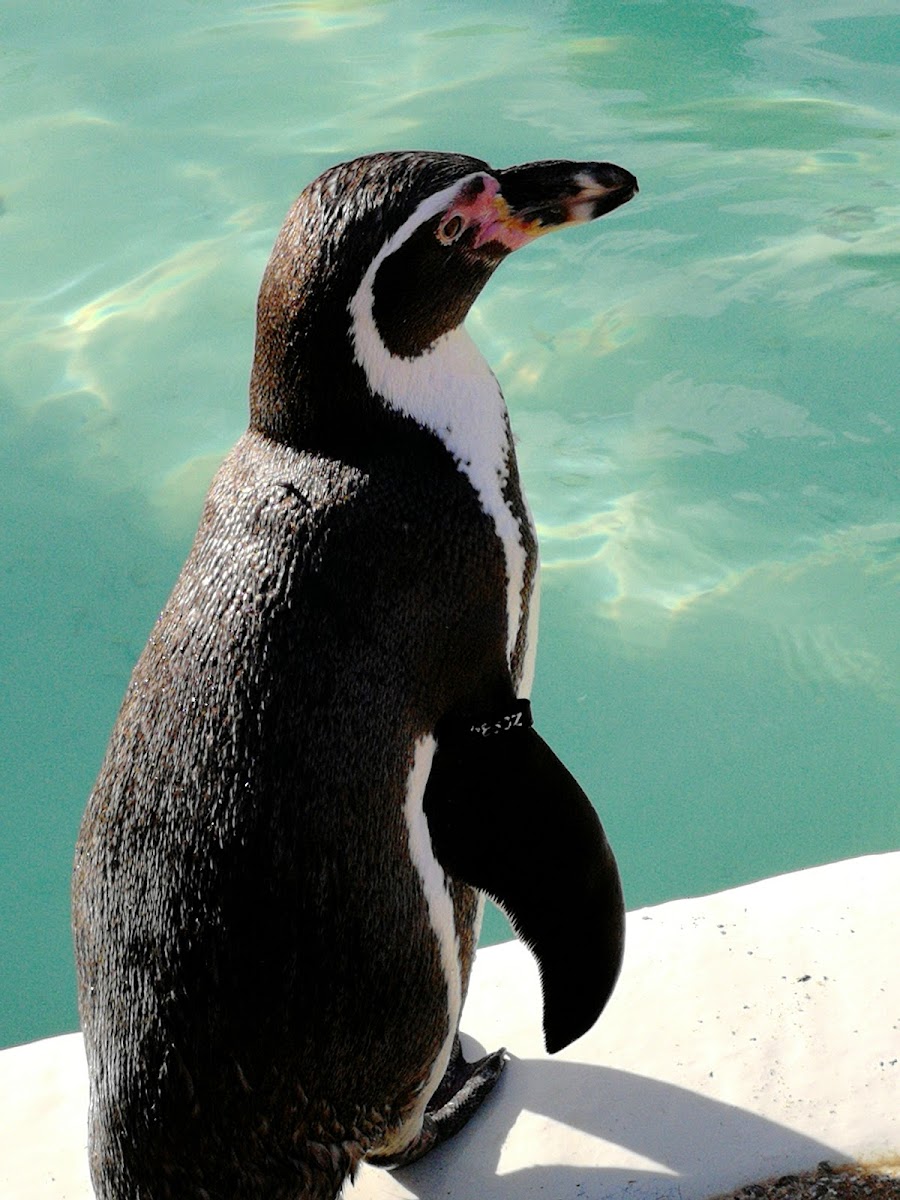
[437,699,533,744]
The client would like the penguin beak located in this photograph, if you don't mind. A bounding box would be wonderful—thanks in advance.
[467,160,638,255]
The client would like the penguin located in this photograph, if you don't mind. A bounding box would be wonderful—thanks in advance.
[72,150,637,1200]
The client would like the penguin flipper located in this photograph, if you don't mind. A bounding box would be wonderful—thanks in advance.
[369,1036,506,1169]
[424,702,625,1055]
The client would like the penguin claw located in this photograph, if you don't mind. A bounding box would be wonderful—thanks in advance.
[372,1036,507,1169]
[426,1036,507,1124]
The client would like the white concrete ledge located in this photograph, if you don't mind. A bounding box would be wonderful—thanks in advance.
[2,853,897,1199]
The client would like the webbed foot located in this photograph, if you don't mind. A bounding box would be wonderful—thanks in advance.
[371,1036,507,1169]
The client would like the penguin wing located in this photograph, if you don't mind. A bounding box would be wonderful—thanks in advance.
[423,702,625,1054]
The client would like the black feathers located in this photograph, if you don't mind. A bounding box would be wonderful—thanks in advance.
[425,702,625,1054]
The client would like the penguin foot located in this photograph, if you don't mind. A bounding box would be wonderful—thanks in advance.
[371,1036,507,1169]
[426,1032,507,1122]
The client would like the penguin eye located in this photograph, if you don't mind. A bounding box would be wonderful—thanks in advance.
[437,213,466,245]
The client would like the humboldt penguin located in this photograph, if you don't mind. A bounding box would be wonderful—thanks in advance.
[72,150,637,1200]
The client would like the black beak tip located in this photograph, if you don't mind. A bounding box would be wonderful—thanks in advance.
[597,163,639,199]
[590,164,639,218]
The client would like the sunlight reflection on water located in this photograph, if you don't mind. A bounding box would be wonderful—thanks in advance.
[1,0,897,1045]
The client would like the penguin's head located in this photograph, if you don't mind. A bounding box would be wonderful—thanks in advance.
[250,151,637,445]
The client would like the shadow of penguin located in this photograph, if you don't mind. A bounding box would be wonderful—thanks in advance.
[357,1043,842,1200]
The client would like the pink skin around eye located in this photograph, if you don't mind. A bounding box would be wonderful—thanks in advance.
[446,174,542,253]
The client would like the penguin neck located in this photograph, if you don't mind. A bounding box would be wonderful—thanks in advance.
[349,280,531,677]
[351,307,511,508]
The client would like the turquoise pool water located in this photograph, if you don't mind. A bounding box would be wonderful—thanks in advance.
[1,1,898,1048]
